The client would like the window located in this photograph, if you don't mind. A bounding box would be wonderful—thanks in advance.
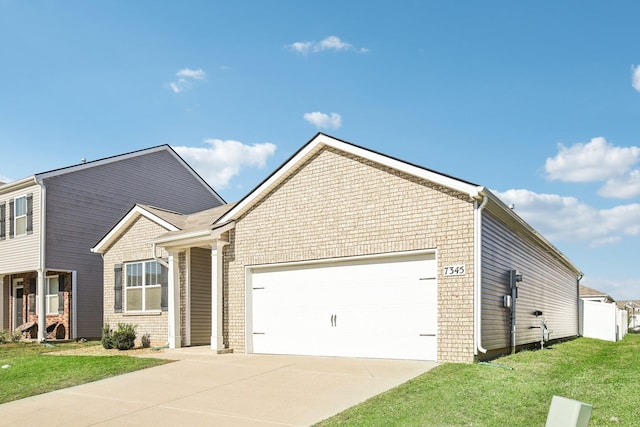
[14,196,27,236]
[125,261,162,312]
[46,276,59,314]
[30,276,64,314]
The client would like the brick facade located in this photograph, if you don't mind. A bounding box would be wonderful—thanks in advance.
[6,271,72,340]
[224,147,476,363]
[102,216,170,347]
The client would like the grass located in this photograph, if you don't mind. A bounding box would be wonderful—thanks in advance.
[317,333,640,427]
[0,341,167,404]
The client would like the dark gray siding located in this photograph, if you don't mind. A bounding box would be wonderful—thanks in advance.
[190,247,212,345]
[481,212,579,352]
[43,149,222,337]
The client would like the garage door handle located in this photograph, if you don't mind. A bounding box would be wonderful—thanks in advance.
[330,314,337,327]
[419,334,436,337]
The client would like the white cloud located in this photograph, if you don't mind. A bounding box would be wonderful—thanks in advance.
[545,137,640,199]
[582,276,640,301]
[316,36,352,52]
[494,188,640,246]
[545,137,640,182]
[169,68,206,93]
[632,64,640,92]
[303,112,342,130]
[177,68,206,80]
[598,170,640,198]
[287,36,368,55]
[173,139,276,189]
[289,41,313,55]
[0,173,11,183]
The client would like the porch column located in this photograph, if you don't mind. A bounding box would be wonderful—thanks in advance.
[167,250,181,349]
[211,241,227,351]
[37,270,45,341]
[0,275,4,330]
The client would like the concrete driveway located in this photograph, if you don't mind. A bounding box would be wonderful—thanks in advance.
[0,347,437,426]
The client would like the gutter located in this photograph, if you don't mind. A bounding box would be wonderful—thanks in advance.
[474,192,489,355]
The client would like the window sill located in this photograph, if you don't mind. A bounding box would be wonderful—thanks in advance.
[123,311,163,316]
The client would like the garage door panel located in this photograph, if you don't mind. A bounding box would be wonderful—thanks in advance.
[250,254,437,360]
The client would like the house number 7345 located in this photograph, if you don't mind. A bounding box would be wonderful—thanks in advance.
[443,265,465,276]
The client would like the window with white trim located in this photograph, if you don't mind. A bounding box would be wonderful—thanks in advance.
[125,261,162,312]
[14,196,27,236]
[46,276,59,314]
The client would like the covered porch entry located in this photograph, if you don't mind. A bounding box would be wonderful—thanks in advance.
[155,222,233,351]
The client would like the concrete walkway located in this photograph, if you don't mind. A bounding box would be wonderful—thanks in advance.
[0,347,437,426]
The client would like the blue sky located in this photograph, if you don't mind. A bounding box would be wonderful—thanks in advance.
[1,1,639,300]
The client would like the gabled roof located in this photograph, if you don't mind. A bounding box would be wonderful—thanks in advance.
[91,204,181,254]
[1,145,224,204]
[218,133,481,223]
[617,300,640,310]
[91,203,236,254]
[215,133,582,275]
[152,203,236,248]
[579,285,615,302]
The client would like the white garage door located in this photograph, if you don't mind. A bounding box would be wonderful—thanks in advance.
[249,252,437,360]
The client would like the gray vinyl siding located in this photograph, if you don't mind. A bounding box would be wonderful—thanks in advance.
[42,149,222,338]
[189,247,211,345]
[0,183,41,274]
[481,211,579,352]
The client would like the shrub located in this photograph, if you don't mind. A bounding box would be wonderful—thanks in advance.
[141,333,151,348]
[111,323,137,350]
[0,330,21,344]
[101,324,114,349]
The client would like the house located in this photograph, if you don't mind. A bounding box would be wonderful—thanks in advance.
[579,285,615,303]
[0,146,224,341]
[579,285,627,342]
[617,300,640,329]
[93,133,582,363]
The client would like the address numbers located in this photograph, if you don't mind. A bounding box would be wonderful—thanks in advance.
[443,265,466,276]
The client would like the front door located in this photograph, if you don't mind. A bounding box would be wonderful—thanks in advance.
[13,280,23,328]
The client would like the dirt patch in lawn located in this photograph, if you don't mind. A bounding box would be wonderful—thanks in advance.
[48,345,166,357]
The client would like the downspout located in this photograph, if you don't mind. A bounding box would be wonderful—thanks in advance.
[37,179,47,341]
[152,243,169,268]
[576,273,583,337]
[474,194,489,355]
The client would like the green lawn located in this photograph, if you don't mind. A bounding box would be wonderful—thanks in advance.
[318,333,640,427]
[0,341,167,404]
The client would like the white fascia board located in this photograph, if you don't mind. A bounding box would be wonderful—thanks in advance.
[153,221,236,249]
[321,135,481,197]
[153,229,213,248]
[91,205,180,254]
[0,176,38,193]
[218,133,481,223]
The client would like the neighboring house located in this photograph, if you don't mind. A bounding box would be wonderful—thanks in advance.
[0,146,224,340]
[579,285,627,342]
[579,285,615,303]
[617,300,640,329]
[94,133,582,363]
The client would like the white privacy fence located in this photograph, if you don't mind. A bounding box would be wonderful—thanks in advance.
[579,299,627,342]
